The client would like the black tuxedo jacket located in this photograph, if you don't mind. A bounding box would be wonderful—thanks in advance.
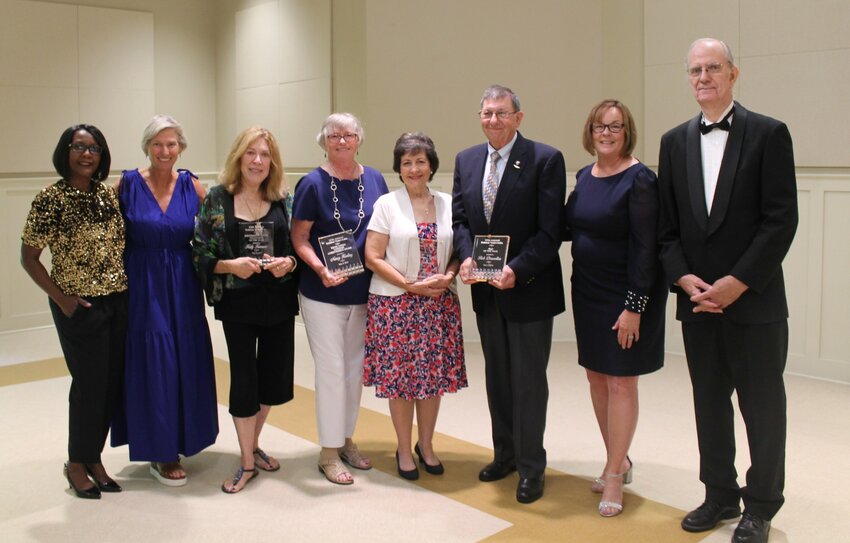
[657,102,798,324]
[452,132,566,322]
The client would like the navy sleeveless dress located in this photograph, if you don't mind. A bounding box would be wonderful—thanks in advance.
[111,169,218,460]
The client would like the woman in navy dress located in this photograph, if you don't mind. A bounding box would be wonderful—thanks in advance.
[564,100,666,517]
[111,114,218,486]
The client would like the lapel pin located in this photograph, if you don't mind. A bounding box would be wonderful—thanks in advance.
[513,160,521,169]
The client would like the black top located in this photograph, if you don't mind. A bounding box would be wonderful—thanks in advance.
[214,198,299,325]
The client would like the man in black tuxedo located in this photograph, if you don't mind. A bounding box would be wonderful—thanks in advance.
[657,39,797,543]
[452,85,566,504]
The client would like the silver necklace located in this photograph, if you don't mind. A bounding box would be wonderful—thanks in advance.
[328,166,365,234]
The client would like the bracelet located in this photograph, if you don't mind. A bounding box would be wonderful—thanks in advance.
[288,256,298,270]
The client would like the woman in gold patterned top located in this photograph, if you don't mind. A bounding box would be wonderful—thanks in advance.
[21,125,127,500]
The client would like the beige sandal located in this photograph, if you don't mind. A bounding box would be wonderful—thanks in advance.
[318,457,353,485]
[339,444,372,471]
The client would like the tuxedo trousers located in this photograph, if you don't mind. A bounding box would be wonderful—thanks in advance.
[682,318,787,520]
[476,303,552,478]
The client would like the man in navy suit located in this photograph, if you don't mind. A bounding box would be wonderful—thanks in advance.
[657,39,797,543]
[452,85,566,504]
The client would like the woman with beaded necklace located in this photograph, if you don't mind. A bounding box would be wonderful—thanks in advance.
[291,113,388,485]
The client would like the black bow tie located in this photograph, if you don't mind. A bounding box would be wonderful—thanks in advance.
[700,108,734,135]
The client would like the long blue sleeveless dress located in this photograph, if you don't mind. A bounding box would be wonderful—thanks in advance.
[111,169,218,461]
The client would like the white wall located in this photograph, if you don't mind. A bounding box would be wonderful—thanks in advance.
[2,0,848,383]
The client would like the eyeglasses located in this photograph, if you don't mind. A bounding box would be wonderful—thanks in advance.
[591,123,624,134]
[69,142,103,155]
[327,133,359,142]
[687,62,726,78]
[479,110,517,120]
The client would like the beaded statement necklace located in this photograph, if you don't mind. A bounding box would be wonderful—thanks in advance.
[327,165,365,234]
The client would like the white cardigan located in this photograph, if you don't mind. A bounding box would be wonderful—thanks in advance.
[366,187,456,297]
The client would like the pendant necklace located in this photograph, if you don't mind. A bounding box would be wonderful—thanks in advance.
[328,164,365,234]
[242,193,264,223]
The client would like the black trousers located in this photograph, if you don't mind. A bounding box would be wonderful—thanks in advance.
[682,319,787,520]
[476,304,553,478]
[50,292,127,463]
[222,318,295,418]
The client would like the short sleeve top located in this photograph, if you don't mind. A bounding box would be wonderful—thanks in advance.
[292,166,388,305]
[21,179,127,297]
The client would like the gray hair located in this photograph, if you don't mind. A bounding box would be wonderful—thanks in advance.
[686,38,735,67]
[141,114,188,155]
[480,84,521,112]
[316,112,365,149]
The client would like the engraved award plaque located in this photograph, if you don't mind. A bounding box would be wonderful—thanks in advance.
[471,234,510,281]
[318,231,365,277]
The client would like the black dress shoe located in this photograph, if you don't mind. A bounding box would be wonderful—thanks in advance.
[64,463,101,500]
[396,451,419,481]
[85,464,122,493]
[478,460,516,482]
[681,501,741,532]
[414,443,444,475]
[732,512,771,543]
[516,475,545,504]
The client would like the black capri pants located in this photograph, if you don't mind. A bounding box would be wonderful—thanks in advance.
[222,317,295,417]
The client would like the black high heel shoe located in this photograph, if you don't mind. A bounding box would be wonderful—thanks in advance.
[396,451,419,481]
[414,443,444,475]
[85,464,122,493]
[64,463,101,499]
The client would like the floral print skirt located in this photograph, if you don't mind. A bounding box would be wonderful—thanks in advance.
[364,290,466,400]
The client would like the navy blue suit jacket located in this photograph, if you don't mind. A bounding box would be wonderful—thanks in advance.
[657,102,798,323]
[452,132,566,322]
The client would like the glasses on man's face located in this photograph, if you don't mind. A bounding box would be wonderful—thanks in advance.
[687,62,726,78]
[591,123,624,134]
[69,142,103,155]
[327,133,358,143]
[479,110,517,120]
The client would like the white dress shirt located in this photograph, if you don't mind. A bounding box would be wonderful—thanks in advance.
[700,101,735,214]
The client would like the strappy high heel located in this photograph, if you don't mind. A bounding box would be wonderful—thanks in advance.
[598,469,629,517]
[592,456,632,493]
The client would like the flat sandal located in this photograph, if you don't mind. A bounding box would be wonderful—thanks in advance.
[221,466,258,494]
[339,444,372,471]
[318,457,353,485]
[253,448,280,472]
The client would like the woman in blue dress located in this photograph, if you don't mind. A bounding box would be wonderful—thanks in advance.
[564,100,666,517]
[111,114,219,486]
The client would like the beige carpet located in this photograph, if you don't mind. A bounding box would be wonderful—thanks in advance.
[0,357,713,542]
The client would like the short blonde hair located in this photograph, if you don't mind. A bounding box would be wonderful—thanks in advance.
[219,126,286,201]
[141,114,188,155]
[315,112,365,149]
[581,99,636,157]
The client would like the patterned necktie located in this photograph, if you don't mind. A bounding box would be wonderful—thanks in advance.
[483,150,501,223]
